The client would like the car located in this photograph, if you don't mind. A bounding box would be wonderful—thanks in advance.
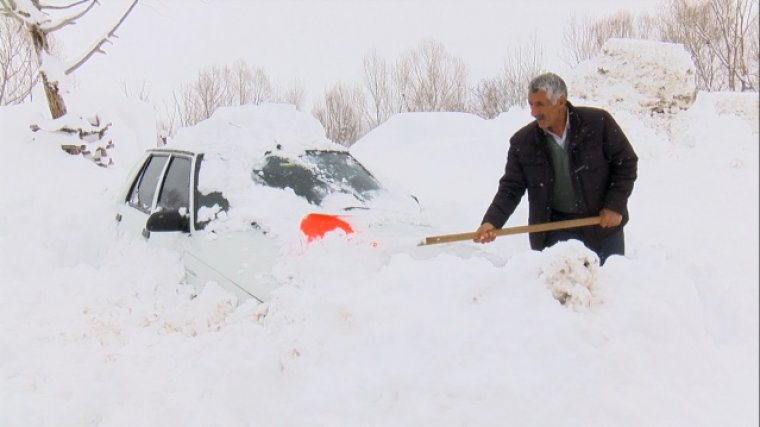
[115,104,423,302]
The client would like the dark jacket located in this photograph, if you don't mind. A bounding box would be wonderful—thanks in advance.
[482,102,638,250]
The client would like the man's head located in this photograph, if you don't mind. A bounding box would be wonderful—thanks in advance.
[528,73,568,132]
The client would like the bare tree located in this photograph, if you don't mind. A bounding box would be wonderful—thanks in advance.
[169,68,224,129]
[312,82,367,146]
[500,34,544,109]
[748,12,760,89]
[636,12,661,40]
[362,48,398,128]
[120,79,151,103]
[0,15,37,105]
[658,0,721,89]
[563,15,600,66]
[562,11,653,66]
[396,38,469,112]
[170,83,198,128]
[229,59,253,105]
[660,0,760,91]
[157,99,178,145]
[274,78,305,110]
[705,0,758,90]
[471,77,507,119]
[195,65,232,119]
[472,34,544,118]
[1,0,139,119]
[229,59,273,105]
[166,61,285,134]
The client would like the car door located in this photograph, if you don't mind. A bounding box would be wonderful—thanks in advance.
[117,150,281,302]
[116,152,171,237]
[116,150,194,265]
[182,157,281,303]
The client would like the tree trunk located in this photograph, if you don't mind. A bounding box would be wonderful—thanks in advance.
[40,71,67,118]
[28,25,67,119]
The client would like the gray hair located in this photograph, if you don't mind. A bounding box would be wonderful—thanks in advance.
[529,73,567,104]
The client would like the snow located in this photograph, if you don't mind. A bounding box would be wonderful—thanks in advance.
[171,104,346,236]
[350,110,540,246]
[686,91,760,135]
[155,103,422,244]
[1,38,758,427]
[568,38,697,115]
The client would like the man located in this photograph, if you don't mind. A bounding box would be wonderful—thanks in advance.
[474,72,638,265]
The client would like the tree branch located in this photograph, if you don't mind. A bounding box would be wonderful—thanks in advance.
[1,0,51,26]
[41,0,97,32]
[38,0,90,10]
[0,0,20,17]
[64,0,138,75]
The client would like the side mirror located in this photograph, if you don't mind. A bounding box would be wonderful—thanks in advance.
[145,210,190,233]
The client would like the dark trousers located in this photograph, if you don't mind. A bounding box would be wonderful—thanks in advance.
[546,211,625,265]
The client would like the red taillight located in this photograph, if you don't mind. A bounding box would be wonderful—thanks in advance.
[300,213,354,242]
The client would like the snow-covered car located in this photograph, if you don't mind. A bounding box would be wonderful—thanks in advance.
[115,104,422,302]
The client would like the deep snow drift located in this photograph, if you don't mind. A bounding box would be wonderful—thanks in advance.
[1,41,758,426]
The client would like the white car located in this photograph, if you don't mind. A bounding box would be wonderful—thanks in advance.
[115,104,422,302]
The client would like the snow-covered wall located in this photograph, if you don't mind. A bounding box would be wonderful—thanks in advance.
[568,38,697,115]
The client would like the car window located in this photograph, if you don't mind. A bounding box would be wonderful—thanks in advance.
[195,190,229,230]
[252,156,330,205]
[128,154,169,213]
[157,156,191,212]
[305,151,381,195]
[251,151,381,206]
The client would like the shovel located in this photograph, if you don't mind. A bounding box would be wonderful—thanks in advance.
[418,216,601,246]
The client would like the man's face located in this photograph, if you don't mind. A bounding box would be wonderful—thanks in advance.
[528,89,566,131]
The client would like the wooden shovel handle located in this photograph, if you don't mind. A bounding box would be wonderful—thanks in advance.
[420,216,601,246]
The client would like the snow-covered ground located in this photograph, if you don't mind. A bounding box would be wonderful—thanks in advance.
[1,41,758,426]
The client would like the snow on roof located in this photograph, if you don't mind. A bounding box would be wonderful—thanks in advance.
[169,103,343,157]
[568,38,697,115]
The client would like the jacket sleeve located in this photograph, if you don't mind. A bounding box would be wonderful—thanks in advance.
[601,110,638,215]
[481,138,528,228]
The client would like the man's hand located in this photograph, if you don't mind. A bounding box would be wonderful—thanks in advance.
[599,208,623,228]
[474,222,497,243]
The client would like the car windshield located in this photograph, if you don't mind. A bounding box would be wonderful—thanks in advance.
[251,150,382,206]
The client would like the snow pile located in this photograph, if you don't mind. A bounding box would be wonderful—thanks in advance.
[351,111,530,232]
[1,86,758,426]
[569,38,697,115]
[26,89,159,171]
[1,28,759,424]
[684,91,759,134]
[352,112,503,203]
[538,240,602,309]
[669,90,760,152]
